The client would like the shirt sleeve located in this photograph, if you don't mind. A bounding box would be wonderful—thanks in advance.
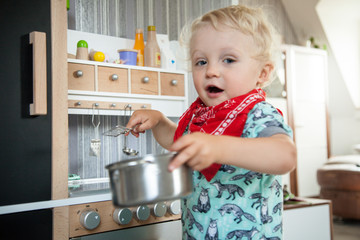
[242,101,293,139]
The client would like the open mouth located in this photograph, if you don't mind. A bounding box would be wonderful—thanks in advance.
[207,86,224,93]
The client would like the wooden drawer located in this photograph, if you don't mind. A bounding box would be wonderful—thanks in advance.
[68,63,95,91]
[160,73,184,96]
[131,69,158,95]
[98,66,128,93]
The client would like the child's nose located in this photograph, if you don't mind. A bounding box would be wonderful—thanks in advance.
[206,63,220,78]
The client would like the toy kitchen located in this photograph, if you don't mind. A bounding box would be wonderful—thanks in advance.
[0,16,334,240]
[1,1,335,239]
[0,11,190,237]
[65,29,189,239]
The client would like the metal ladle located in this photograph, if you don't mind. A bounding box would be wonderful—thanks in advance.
[122,104,138,156]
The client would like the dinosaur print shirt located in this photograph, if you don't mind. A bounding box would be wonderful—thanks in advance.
[181,101,292,240]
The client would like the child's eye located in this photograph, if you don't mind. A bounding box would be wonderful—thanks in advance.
[224,58,235,64]
[195,60,207,66]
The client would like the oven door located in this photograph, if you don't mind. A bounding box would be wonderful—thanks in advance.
[70,220,182,240]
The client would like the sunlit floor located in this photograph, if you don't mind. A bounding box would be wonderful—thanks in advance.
[333,218,360,240]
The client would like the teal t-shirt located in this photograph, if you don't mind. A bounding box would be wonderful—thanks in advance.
[181,101,292,240]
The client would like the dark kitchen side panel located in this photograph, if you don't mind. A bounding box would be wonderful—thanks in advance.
[0,0,53,237]
[0,209,52,239]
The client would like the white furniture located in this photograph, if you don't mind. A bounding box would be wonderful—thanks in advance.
[284,45,329,197]
[283,198,333,240]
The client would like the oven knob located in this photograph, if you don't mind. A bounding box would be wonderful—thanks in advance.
[136,205,150,221]
[153,202,167,217]
[80,210,101,230]
[113,208,132,225]
[168,200,181,215]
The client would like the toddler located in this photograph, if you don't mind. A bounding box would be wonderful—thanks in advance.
[126,4,296,240]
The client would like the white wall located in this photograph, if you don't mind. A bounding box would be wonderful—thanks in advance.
[317,0,360,108]
[327,52,360,155]
[281,0,360,156]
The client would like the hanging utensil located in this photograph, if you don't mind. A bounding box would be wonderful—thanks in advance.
[103,123,141,137]
[90,103,101,157]
[122,104,139,156]
[103,124,134,137]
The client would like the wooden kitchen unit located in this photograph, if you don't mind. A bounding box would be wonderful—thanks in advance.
[64,30,189,239]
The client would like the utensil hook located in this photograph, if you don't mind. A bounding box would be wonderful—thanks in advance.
[92,103,100,128]
[124,104,132,118]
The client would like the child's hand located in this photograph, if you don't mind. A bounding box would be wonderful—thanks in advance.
[168,132,220,172]
[126,109,177,150]
[125,109,163,137]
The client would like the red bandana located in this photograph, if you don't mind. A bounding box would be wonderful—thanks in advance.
[173,88,266,181]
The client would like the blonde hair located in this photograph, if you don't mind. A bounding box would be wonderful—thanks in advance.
[180,4,281,85]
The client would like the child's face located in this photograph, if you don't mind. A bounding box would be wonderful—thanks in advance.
[190,24,268,107]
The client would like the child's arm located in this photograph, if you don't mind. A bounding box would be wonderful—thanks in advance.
[168,132,296,175]
[126,109,177,149]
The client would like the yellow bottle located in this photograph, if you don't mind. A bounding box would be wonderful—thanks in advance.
[144,26,161,68]
[133,28,145,66]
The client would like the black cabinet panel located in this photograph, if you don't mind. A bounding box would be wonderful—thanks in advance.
[0,210,52,239]
[0,0,52,206]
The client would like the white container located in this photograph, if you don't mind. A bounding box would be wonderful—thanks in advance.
[161,47,176,70]
[170,41,189,71]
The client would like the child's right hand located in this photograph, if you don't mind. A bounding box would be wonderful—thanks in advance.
[125,109,178,150]
[125,109,163,137]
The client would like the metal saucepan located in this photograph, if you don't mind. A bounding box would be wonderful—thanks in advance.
[106,152,193,207]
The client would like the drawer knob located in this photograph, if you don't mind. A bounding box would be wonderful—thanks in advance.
[141,105,147,109]
[75,101,81,106]
[111,103,116,107]
[75,70,83,77]
[142,76,150,83]
[111,74,119,81]
[171,79,178,86]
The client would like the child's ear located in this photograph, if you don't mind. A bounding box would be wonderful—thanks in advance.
[257,63,274,85]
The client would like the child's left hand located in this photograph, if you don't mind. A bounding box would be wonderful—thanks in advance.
[168,132,220,172]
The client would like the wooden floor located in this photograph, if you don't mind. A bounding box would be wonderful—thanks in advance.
[333,218,360,240]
